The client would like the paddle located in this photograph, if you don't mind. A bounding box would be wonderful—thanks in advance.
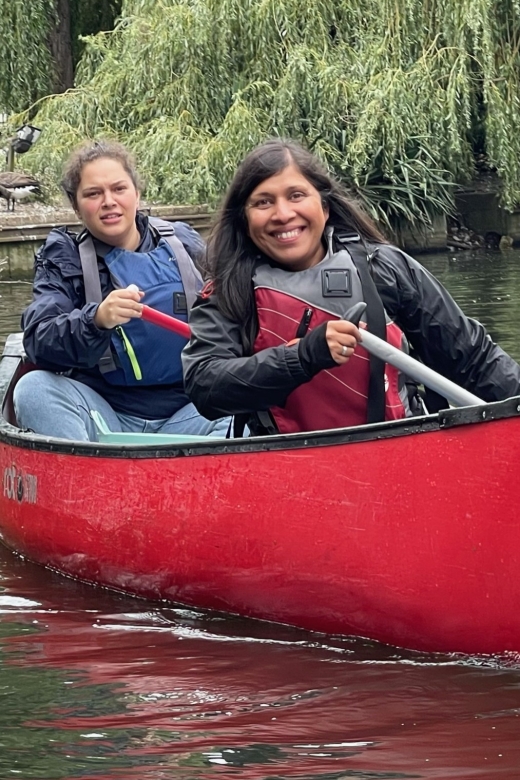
[139,300,484,409]
[343,302,484,408]
[125,286,190,338]
[141,304,191,338]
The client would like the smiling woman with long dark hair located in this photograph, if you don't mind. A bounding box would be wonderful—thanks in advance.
[182,137,520,436]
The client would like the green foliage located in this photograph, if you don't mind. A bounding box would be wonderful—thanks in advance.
[0,0,122,115]
[0,0,55,113]
[11,0,520,224]
[70,0,122,66]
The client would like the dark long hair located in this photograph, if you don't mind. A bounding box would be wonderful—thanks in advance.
[206,138,386,332]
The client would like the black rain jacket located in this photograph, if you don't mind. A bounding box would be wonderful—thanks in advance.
[182,242,520,424]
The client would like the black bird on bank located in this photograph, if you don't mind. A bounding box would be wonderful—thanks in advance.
[0,171,40,211]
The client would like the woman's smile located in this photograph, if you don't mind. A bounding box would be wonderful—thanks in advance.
[273,227,305,240]
[245,163,329,271]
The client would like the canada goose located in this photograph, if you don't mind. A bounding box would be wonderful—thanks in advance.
[0,171,40,211]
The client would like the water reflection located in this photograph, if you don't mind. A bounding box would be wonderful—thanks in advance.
[2,245,520,778]
[2,543,520,779]
[419,249,520,360]
[0,280,32,351]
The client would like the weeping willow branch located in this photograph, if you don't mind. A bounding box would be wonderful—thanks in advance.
[0,0,55,112]
[9,0,520,225]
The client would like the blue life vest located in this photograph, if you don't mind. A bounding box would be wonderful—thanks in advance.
[78,218,202,387]
[102,240,191,385]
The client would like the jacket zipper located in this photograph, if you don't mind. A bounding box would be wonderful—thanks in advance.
[295,308,313,338]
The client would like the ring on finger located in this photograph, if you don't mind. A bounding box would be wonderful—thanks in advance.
[341,344,348,357]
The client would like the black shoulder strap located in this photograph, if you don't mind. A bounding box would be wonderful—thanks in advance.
[336,233,386,423]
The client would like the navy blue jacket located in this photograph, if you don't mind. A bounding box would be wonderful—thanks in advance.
[22,213,204,419]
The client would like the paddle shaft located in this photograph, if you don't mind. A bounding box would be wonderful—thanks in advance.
[341,300,485,408]
[141,304,191,338]
[140,304,484,408]
[360,329,484,407]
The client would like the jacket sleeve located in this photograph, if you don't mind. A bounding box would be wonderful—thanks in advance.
[371,244,520,402]
[182,294,312,419]
[22,229,112,371]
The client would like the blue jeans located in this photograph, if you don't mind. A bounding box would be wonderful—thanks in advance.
[13,370,231,442]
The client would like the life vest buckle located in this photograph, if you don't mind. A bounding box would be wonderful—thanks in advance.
[322,268,352,297]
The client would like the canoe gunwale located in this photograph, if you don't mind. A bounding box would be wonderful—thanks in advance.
[2,331,520,458]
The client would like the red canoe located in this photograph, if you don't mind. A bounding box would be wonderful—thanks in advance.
[1,332,520,656]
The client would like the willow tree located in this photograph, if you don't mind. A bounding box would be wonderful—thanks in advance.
[0,0,121,112]
[0,0,56,112]
[12,0,520,227]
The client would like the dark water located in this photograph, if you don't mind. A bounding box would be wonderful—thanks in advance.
[2,247,520,779]
[0,280,33,351]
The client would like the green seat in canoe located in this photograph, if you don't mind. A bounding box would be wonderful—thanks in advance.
[90,410,224,445]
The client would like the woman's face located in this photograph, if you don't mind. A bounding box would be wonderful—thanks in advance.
[245,163,329,271]
[75,157,140,249]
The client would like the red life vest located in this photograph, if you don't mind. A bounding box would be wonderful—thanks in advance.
[252,244,409,434]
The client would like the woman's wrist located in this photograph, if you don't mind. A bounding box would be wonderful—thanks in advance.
[297,323,337,377]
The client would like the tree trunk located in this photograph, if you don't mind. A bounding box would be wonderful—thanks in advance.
[48,0,74,93]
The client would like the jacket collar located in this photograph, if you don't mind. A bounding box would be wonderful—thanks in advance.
[77,211,153,257]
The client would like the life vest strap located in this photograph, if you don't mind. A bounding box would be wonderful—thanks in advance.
[78,235,117,373]
[148,217,203,312]
[78,216,203,375]
[335,233,386,423]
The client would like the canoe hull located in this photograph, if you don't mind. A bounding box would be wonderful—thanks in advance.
[2,370,519,656]
[2,332,520,655]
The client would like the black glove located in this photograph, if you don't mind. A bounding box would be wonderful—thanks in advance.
[297,322,337,378]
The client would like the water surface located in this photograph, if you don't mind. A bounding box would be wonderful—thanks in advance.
[1,246,520,779]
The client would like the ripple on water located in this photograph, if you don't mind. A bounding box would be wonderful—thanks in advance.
[1,553,520,780]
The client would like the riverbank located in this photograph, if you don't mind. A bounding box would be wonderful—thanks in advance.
[0,200,213,279]
[1,184,520,279]
[0,199,212,242]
